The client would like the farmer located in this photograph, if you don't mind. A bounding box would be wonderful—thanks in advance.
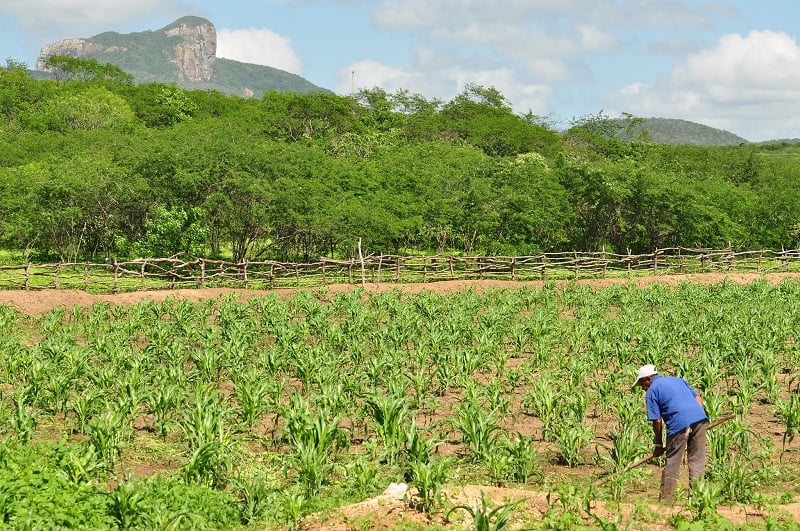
[633,364,708,503]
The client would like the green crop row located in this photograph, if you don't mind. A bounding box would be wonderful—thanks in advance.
[0,279,799,528]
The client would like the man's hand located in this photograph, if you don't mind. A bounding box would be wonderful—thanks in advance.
[653,444,665,457]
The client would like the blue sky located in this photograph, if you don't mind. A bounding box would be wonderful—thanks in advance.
[2,0,800,141]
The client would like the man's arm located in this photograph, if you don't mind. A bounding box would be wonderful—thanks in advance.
[695,394,704,408]
[652,419,665,457]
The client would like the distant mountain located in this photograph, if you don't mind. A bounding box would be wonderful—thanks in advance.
[35,16,328,96]
[632,118,748,146]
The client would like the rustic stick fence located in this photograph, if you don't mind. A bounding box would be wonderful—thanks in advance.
[1,247,799,293]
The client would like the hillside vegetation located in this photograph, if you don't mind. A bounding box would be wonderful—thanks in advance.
[35,16,326,95]
[2,59,800,264]
[632,117,749,146]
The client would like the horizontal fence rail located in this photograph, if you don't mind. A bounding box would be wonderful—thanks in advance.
[1,247,800,293]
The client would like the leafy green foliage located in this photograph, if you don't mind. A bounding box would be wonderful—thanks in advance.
[0,280,796,527]
[4,61,800,260]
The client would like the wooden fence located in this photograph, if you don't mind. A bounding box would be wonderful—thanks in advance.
[1,247,800,293]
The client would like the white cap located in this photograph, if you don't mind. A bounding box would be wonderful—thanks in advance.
[633,364,657,387]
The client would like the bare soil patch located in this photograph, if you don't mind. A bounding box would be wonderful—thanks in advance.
[2,272,799,315]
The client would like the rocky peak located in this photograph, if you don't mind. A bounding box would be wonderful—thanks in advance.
[36,39,117,72]
[164,18,216,82]
[35,16,217,83]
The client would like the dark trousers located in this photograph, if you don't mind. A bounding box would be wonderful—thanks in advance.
[661,419,708,502]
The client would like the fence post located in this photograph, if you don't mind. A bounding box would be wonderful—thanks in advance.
[511,257,516,281]
[113,264,119,293]
[627,249,632,277]
[449,256,455,279]
[423,258,428,282]
[84,263,89,291]
[24,263,30,290]
[269,264,275,289]
[140,262,146,291]
[54,264,60,290]
[200,260,206,288]
[574,251,578,280]
[358,238,366,287]
[601,246,607,278]
[541,255,547,281]
[376,254,383,285]
[396,256,401,282]
[243,262,249,289]
[653,250,658,274]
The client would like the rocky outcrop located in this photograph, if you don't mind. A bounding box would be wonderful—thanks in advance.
[165,20,216,82]
[32,16,328,96]
[36,18,216,83]
[36,39,126,71]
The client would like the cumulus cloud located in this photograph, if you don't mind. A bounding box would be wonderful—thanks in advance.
[360,0,734,113]
[373,1,724,38]
[610,30,800,141]
[337,58,553,116]
[217,28,303,75]
[0,0,184,32]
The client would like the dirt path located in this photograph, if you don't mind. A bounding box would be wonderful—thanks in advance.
[2,272,799,315]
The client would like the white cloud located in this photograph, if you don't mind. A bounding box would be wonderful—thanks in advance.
[336,58,553,116]
[337,60,425,96]
[610,30,800,141]
[0,0,184,31]
[217,28,303,75]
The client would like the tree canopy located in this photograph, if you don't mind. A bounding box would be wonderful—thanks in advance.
[1,59,799,262]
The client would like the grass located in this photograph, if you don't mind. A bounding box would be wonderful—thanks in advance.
[0,256,798,294]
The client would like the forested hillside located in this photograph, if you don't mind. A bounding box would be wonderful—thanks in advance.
[1,59,799,263]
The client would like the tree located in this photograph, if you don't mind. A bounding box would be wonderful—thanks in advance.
[43,55,134,85]
[485,153,573,253]
[128,206,209,258]
[261,91,361,141]
[20,86,137,133]
[439,84,561,157]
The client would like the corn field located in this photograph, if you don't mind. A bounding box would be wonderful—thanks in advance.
[0,278,799,528]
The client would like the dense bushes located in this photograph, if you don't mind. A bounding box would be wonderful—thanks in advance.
[1,60,800,262]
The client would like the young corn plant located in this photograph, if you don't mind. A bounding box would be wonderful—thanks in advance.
[688,478,724,521]
[287,414,346,497]
[42,372,75,414]
[182,441,234,489]
[87,408,132,468]
[446,492,523,531]
[57,444,108,484]
[233,373,271,433]
[553,416,593,468]
[9,392,37,443]
[145,383,184,439]
[405,456,453,513]
[234,475,274,525]
[364,393,409,463]
[774,380,800,456]
[488,434,541,486]
[180,386,233,452]
[452,402,503,463]
[346,456,378,498]
[595,427,649,499]
[522,377,559,442]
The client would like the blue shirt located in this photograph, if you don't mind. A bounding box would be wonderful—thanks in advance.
[645,375,707,436]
